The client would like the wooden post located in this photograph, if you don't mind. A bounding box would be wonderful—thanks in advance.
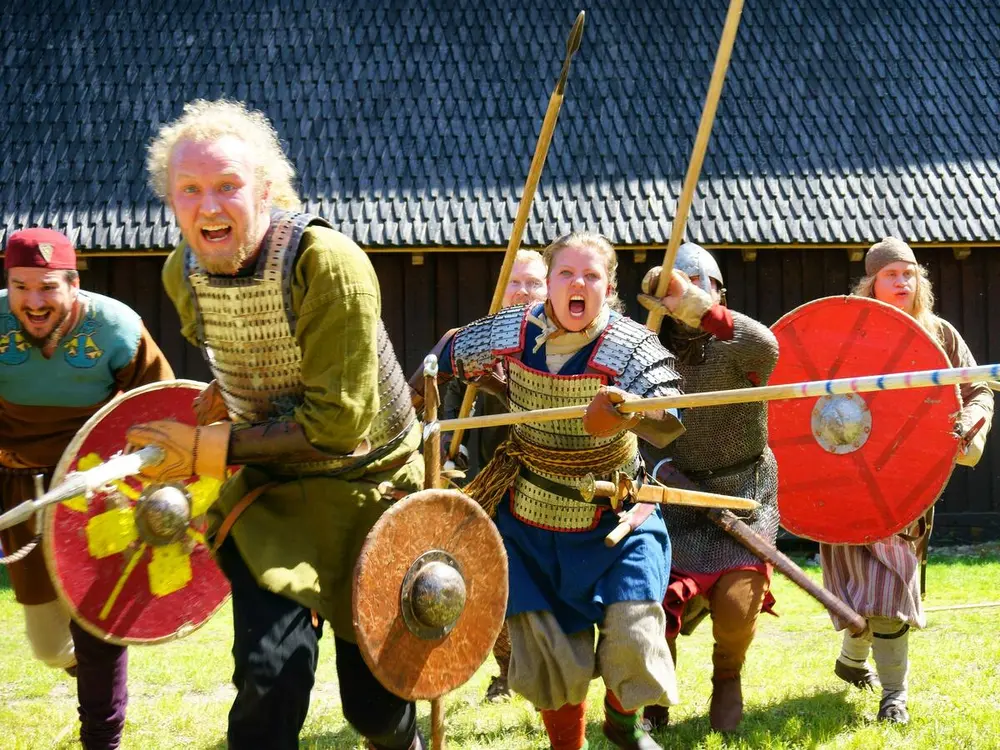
[423,354,446,749]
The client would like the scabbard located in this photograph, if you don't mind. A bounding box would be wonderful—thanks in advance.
[707,508,867,636]
[634,483,758,511]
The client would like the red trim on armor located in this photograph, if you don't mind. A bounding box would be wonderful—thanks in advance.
[507,490,605,532]
[700,304,735,340]
[504,355,610,384]
[586,320,618,378]
[449,331,461,379]
[493,308,529,357]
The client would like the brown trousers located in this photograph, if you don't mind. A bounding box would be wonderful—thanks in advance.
[670,569,769,680]
[0,468,59,606]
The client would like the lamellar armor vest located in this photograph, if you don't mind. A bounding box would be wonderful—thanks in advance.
[184,210,415,475]
[644,311,780,573]
[451,306,682,531]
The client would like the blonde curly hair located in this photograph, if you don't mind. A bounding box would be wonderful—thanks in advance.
[852,263,941,339]
[146,99,301,210]
[541,232,623,312]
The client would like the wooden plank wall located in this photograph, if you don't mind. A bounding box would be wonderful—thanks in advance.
[79,247,1000,542]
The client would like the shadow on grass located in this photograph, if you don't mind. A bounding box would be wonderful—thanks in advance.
[286,689,864,749]
[298,719,512,750]
[630,689,864,750]
[204,723,365,750]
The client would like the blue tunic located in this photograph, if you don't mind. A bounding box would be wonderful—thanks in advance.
[441,305,673,634]
[0,290,143,407]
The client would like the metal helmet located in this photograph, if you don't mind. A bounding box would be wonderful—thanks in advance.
[674,242,723,295]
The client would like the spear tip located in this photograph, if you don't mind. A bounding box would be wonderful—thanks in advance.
[567,11,586,56]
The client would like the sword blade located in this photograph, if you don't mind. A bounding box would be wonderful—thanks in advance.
[0,446,163,532]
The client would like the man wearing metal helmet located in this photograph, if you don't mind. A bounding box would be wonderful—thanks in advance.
[1,227,174,749]
[636,242,779,733]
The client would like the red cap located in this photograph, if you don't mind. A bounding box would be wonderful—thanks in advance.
[4,228,77,271]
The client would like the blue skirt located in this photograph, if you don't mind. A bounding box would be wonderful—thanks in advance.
[495,495,672,635]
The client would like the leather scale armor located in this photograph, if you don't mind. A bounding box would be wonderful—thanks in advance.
[184,210,415,475]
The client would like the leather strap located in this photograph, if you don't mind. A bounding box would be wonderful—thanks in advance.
[683,453,762,481]
[517,467,613,507]
[211,482,278,555]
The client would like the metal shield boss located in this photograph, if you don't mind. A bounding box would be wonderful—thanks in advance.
[43,380,231,645]
[353,489,508,701]
[769,296,961,543]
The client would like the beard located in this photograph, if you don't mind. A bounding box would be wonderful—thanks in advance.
[196,240,258,275]
[194,214,267,276]
[16,306,72,349]
[664,318,712,365]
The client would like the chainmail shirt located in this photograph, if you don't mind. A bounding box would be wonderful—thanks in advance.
[643,310,780,573]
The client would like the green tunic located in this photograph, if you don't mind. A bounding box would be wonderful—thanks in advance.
[162,226,423,639]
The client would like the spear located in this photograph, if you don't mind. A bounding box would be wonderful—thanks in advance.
[437,364,1000,433]
[446,11,586,459]
[644,0,745,332]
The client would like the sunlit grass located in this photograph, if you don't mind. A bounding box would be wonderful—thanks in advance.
[1,547,997,749]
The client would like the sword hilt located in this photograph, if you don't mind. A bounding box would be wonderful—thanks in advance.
[578,472,635,510]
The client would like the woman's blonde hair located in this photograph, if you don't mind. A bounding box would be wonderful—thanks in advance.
[541,232,623,312]
[852,262,940,339]
[146,99,301,210]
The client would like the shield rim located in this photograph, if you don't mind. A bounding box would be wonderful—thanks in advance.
[352,487,508,701]
[770,295,961,543]
[42,379,232,646]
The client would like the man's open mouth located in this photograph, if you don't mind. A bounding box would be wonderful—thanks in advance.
[200,224,233,242]
[25,310,52,326]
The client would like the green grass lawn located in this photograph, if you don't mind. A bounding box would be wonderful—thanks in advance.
[1,546,998,749]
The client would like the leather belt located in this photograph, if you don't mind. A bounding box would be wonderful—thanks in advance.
[682,453,762,482]
[518,467,613,508]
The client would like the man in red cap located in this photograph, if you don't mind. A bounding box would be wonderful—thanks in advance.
[1,227,174,749]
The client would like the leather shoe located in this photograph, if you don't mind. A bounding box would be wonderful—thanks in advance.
[602,718,663,749]
[710,675,743,732]
[642,704,669,730]
[834,659,880,691]
[877,693,909,725]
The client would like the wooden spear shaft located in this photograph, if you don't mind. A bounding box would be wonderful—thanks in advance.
[438,364,1000,432]
[645,0,745,333]
[447,11,585,458]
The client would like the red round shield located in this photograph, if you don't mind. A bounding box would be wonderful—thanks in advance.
[769,297,961,543]
[43,380,231,645]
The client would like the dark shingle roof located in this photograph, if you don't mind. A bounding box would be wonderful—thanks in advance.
[2,1,1000,250]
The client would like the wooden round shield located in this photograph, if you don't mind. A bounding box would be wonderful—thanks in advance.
[353,488,508,700]
[43,380,231,645]
[769,296,962,543]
